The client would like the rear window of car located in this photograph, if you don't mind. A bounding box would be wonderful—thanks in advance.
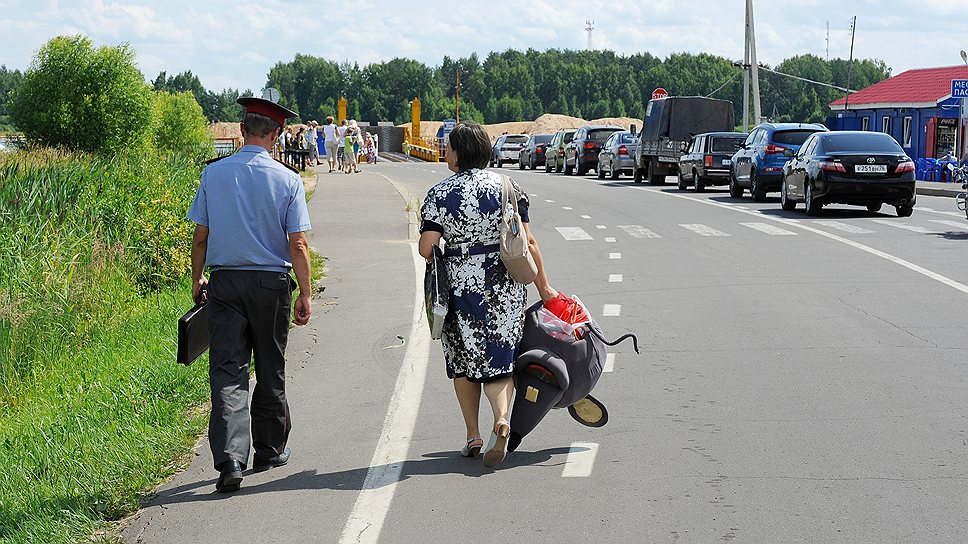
[563,131,576,143]
[618,133,634,144]
[821,133,903,153]
[505,135,528,144]
[533,134,553,144]
[772,130,822,146]
[588,129,619,142]
[710,137,745,153]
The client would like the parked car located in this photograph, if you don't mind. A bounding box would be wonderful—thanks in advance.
[597,131,638,179]
[677,131,748,191]
[490,134,528,168]
[518,133,554,170]
[780,131,916,217]
[564,125,624,176]
[544,129,577,173]
[729,122,828,201]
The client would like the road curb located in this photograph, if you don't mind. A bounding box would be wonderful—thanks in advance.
[917,186,960,198]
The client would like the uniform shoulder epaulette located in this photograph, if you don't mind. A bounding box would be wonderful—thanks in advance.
[275,158,301,174]
[205,155,229,166]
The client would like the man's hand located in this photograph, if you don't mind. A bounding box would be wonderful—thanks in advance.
[192,277,209,303]
[293,294,312,326]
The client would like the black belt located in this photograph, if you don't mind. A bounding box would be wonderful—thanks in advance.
[442,243,500,258]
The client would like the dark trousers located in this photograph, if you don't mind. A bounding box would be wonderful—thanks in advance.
[207,270,293,470]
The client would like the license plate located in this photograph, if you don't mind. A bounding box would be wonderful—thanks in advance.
[722,159,731,166]
[855,164,887,173]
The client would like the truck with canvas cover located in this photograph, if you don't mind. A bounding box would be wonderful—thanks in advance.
[633,96,735,185]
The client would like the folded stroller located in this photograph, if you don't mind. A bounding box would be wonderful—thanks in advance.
[508,295,639,452]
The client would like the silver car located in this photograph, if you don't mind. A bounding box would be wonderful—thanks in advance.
[490,134,528,168]
[597,131,637,179]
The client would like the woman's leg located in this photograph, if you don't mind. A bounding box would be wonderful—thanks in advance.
[482,376,514,430]
[453,377,482,440]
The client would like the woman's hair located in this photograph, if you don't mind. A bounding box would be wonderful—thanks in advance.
[326,116,334,124]
[447,122,490,171]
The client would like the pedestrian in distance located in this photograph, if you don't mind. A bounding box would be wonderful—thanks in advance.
[307,121,319,165]
[322,116,339,173]
[418,121,558,468]
[336,119,347,170]
[364,132,377,164]
[187,96,313,493]
[343,123,358,174]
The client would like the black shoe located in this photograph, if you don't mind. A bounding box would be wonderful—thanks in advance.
[252,447,291,473]
[216,460,243,493]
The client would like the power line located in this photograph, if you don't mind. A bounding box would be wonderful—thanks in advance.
[757,64,856,94]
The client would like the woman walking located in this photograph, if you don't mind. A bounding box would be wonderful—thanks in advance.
[343,123,358,174]
[418,122,557,468]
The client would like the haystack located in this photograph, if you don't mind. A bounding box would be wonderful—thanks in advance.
[397,113,643,144]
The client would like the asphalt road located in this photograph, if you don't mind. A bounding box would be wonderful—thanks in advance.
[125,160,968,543]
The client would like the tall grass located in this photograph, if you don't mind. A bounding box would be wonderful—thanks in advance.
[0,148,209,542]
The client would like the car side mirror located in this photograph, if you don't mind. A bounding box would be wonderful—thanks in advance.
[680,142,689,152]
[783,149,794,157]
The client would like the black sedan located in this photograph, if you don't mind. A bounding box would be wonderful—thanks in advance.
[780,131,916,217]
[518,133,554,170]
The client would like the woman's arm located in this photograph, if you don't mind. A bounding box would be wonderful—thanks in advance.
[418,231,443,261]
[523,223,558,302]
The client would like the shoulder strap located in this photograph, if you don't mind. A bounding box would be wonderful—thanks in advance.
[499,173,520,215]
[205,155,229,166]
[275,158,300,174]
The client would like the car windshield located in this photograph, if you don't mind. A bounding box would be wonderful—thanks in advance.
[710,136,745,153]
[821,133,903,153]
[505,135,528,144]
[588,129,619,143]
[533,134,553,144]
[772,130,821,146]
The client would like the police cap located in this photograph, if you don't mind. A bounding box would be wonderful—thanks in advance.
[237,96,298,127]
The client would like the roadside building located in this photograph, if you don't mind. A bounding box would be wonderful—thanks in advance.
[827,65,968,165]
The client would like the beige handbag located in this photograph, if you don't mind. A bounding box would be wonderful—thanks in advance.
[499,174,538,284]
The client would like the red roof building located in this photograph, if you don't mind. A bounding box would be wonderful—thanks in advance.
[830,66,968,110]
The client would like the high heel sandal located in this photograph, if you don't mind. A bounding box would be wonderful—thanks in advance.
[482,419,510,468]
[460,437,483,458]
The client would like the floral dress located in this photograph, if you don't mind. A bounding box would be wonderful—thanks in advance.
[421,168,530,383]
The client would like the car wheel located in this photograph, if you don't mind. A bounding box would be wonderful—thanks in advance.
[676,169,688,190]
[555,157,563,173]
[750,170,766,202]
[648,161,663,185]
[518,157,525,170]
[576,158,588,176]
[609,159,621,180]
[780,176,796,211]
[598,164,606,179]
[530,157,537,170]
[804,181,822,216]
[728,170,744,198]
[895,203,914,217]
[694,170,705,192]
[545,157,552,173]
[867,203,882,213]
[633,165,643,183]
[564,158,574,175]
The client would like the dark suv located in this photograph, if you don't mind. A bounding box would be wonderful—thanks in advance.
[518,133,554,170]
[729,122,828,201]
[678,132,747,191]
[564,125,624,176]
[544,129,577,173]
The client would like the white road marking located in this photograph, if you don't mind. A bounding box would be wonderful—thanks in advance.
[604,353,615,372]
[544,199,555,203]
[529,193,538,197]
[618,225,662,238]
[679,223,731,237]
[608,274,623,283]
[630,186,968,297]
[340,244,431,544]
[562,206,573,210]
[580,214,592,219]
[603,304,621,317]
[562,442,600,477]
[734,206,749,210]
[930,219,968,229]
[596,225,608,229]
[604,237,617,243]
[555,227,594,241]
[919,207,935,211]
[813,220,875,234]
[740,222,797,236]
[920,209,966,218]
[871,219,937,234]
[609,252,622,259]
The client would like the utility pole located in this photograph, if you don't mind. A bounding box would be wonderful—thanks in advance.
[742,4,750,130]
[742,0,761,130]
[826,21,830,60]
[455,68,461,123]
[844,16,857,111]
[586,20,595,50]
[749,0,761,126]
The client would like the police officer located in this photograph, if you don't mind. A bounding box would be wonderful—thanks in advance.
[187,96,313,493]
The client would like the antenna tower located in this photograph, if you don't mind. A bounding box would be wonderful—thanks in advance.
[585,20,595,50]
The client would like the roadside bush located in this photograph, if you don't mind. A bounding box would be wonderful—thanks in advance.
[9,35,152,155]
[152,90,214,163]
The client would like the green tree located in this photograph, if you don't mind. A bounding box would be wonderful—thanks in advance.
[151,90,213,162]
[10,35,152,154]
[0,65,23,131]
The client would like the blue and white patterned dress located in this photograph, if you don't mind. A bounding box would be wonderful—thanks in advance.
[420,168,530,383]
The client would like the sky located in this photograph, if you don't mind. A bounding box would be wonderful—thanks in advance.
[1,0,967,94]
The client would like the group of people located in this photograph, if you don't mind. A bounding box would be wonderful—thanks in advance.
[277,117,378,173]
[190,96,555,492]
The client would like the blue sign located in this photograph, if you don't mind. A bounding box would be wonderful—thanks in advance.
[442,119,456,133]
[952,79,968,98]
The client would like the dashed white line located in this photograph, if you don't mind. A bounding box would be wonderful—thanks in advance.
[813,220,874,234]
[603,304,621,317]
[529,193,538,197]
[604,353,615,372]
[609,252,622,259]
[562,442,599,477]
[608,274,623,283]
[930,219,968,229]
[604,237,617,243]
[555,227,594,241]
[871,219,937,234]
[618,225,662,238]
[679,223,731,237]
[596,225,608,229]
[580,214,592,219]
[544,199,555,203]
[562,206,573,210]
[740,222,797,236]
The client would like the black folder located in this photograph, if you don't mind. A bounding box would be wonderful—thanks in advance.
[176,295,209,366]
